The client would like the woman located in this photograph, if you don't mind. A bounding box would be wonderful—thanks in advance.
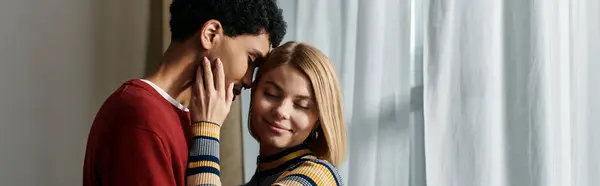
[187,42,346,186]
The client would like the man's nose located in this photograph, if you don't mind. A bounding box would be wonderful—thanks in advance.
[242,69,255,89]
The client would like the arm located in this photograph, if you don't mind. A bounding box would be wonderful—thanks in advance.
[186,58,232,186]
[103,126,175,186]
[273,160,343,186]
[186,121,222,186]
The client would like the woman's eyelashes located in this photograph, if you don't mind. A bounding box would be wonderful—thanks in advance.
[294,104,309,110]
[294,100,310,110]
[263,90,311,110]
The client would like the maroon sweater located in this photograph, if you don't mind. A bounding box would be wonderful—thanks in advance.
[83,79,191,186]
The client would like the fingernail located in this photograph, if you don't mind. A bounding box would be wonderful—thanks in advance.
[217,58,222,66]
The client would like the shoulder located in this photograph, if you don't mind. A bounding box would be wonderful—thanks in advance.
[101,80,164,111]
[118,80,167,111]
[275,158,344,186]
[99,79,181,132]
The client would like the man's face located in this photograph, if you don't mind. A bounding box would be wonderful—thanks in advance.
[208,33,270,96]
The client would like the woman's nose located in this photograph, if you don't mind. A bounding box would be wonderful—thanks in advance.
[273,102,292,120]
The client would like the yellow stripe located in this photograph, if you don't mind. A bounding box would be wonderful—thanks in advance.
[303,154,317,159]
[309,161,337,185]
[273,179,304,186]
[259,149,311,171]
[188,160,220,171]
[295,164,326,185]
[278,161,336,186]
[187,173,221,186]
[192,122,220,131]
[191,122,221,138]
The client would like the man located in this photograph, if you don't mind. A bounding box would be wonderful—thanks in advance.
[83,0,287,185]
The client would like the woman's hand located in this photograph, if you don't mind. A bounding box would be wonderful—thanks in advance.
[189,57,235,126]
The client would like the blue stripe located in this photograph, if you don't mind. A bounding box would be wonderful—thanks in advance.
[286,174,317,186]
[186,166,220,176]
[188,155,220,164]
[312,160,341,186]
[192,135,219,142]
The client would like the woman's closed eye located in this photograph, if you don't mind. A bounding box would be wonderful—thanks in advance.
[294,100,310,110]
[294,103,309,110]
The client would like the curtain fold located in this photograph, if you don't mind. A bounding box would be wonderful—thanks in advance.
[255,0,600,185]
[424,0,600,185]
[295,0,415,185]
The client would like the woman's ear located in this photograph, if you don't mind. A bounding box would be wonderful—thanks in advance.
[199,19,224,50]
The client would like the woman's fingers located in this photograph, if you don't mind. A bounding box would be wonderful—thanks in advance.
[203,57,214,92]
[226,82,234,107]
[189,57,232,125]
[194,58,206,96]
[215,58,226,94]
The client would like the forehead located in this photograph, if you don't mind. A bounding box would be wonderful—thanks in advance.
[262,64,313,96]
[233,33,271,57]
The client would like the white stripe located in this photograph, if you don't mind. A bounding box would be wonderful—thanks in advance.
[140,79,189,112]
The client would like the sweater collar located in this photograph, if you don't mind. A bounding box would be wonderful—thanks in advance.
[257,144,314,171]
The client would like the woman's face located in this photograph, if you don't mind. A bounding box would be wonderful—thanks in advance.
[251,64,319,152]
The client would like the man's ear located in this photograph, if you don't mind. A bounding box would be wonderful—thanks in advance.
[199,19,223,50]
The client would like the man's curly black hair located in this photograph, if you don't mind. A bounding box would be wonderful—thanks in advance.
[169,0,287,48]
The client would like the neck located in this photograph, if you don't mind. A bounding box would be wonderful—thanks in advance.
[259,143,286,157]
[145,42,201,107]
[259,143,310,158]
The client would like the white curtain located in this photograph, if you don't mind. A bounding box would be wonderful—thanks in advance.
[246,0,600,185]
[424,0,600,186]
[278,0,421,185]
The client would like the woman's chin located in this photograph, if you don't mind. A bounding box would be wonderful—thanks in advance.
[261,135,289,149]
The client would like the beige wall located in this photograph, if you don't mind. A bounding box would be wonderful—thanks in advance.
[219,99,245,186]
[0,0,243,185]
[0,0,148,185]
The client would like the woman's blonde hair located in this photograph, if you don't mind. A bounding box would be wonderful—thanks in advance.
[248,41,347,166]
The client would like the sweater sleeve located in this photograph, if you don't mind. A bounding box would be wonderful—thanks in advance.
[272,159,343,186]
[186,121,222,186]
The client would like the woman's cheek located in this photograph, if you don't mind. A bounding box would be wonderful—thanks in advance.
[291,115,311,134]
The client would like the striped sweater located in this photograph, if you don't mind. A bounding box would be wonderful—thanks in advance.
[187,122,343,186]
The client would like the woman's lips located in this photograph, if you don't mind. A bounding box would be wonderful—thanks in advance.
[263,118,291,133]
